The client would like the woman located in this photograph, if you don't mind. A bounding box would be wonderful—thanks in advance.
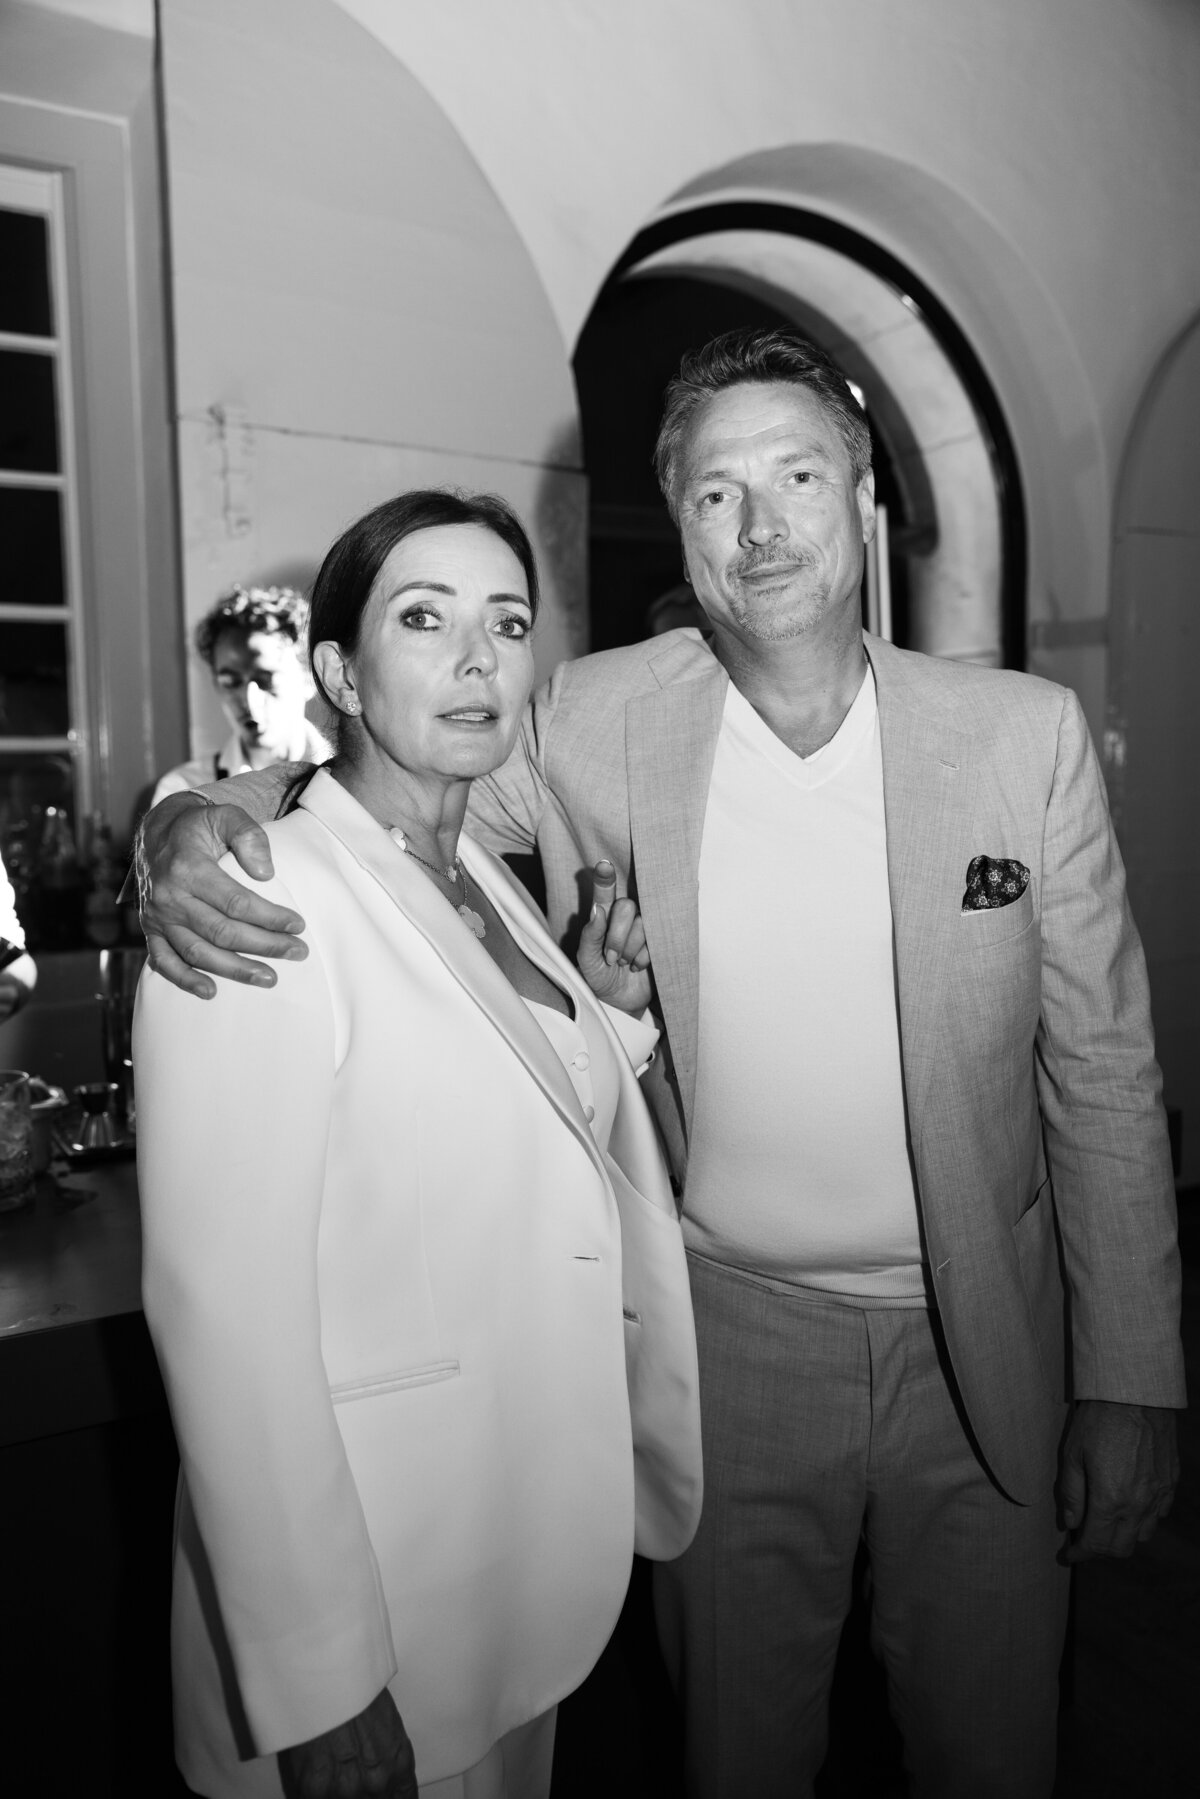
[151,585,331,806]
[134,490,702,1799]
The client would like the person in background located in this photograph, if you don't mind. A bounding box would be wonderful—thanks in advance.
[0,847,36,1021]
[134,489,701,1799]
[151,586,331,806]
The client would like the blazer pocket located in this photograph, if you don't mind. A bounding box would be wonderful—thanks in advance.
[962,881,1035,949]
[329,1359,461,1404]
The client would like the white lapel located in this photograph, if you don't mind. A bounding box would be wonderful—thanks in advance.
[462,837,677,1213]
[298,769,609,1182]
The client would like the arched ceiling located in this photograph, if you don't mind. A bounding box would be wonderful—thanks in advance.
[332,0,1200,413]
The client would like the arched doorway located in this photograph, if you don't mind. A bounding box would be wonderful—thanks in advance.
[574,202,1025,668]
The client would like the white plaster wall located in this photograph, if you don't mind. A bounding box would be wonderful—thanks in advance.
[338,1,1200,417]
[159,0,586,760]
[17,0,152,33]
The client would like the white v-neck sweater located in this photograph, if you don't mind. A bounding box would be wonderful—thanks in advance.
[683,669,926,1303]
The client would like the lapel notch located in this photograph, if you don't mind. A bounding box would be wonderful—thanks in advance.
[298,771,606,1176]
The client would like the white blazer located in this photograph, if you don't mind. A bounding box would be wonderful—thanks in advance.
[134,768,702,1796]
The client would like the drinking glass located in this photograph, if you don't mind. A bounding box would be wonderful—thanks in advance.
[0,1069,36,1210]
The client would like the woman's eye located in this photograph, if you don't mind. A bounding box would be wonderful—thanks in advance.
[494,613,530,639]
[400,606,439,630]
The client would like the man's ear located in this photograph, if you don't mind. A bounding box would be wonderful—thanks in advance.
[857,467,877,544]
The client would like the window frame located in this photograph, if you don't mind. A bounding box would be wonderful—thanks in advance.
[0,159,91,827]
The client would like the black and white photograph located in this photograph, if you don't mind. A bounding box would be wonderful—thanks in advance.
[0,3,1196,1795]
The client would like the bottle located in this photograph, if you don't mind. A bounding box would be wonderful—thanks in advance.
[84,813,123,948]
[2,821,35,920]
[36,806,83,948]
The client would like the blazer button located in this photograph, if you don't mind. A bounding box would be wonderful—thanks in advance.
[584,1104,595,1122]
[573,1050,590,1071]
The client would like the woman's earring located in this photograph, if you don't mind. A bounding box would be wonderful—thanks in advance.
[344,696,361,715]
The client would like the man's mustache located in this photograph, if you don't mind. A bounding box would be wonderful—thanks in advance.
[728,548,815,581]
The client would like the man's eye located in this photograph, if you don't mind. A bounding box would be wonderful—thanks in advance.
[494,614,530,639]
[698,490,728,509]
[786,470,812,485]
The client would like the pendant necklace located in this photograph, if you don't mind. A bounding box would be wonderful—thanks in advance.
[455,868,487,942]
[390,829,486,939]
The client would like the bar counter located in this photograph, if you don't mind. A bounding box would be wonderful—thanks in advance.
[0,1156,164,1446]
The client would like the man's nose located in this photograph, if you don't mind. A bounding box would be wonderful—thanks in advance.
[245,681,270,717]
[740,490,787,547]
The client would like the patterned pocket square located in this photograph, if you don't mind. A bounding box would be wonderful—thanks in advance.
[962,855,1030,912]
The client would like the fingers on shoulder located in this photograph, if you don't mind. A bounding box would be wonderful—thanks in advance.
[144,934,216,1000]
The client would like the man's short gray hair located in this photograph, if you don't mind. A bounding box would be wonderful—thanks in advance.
[653,328,873,524]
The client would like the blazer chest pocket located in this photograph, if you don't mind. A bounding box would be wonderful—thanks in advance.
[330,1359,461,1404]
[962,881,1036,950]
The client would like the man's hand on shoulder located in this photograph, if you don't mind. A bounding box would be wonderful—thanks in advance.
[1058,1399,1180,1562]
[137,791,308,999]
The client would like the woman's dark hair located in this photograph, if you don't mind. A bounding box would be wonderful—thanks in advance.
[307,487,540,711]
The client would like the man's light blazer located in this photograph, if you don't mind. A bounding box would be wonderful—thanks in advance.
[135,769,702,1795]
[465,629,1185,1505]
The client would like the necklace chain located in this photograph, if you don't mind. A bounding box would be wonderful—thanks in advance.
[405,845,461,884]
[390,830,461,885]
[390,828,484,939]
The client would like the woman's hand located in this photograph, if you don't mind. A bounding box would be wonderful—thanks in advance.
[577,860,653,1016]
[137,792,308,999]
[278,1686,417,1798]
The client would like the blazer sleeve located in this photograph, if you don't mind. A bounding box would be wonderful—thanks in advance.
[1033,689,1185,1406]
[134,864,397,1753]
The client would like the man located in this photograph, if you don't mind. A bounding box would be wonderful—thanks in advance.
[139,330,1183,1799]
[151,585,331,805]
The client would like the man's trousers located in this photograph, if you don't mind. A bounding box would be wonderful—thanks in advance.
[653,1253,1070,1799]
